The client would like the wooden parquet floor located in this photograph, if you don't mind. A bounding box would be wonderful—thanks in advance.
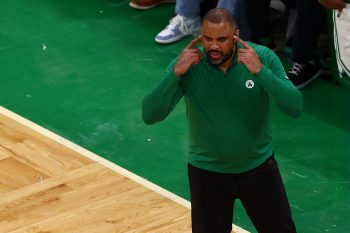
[0,106,248,233]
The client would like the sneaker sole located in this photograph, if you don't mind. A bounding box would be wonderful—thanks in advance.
[296,69,331,89]
[129,1,175,10]
[155,33,189,44]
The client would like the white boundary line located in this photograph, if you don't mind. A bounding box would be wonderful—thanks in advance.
[0,106,249,233]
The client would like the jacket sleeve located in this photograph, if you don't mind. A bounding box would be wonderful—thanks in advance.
[255,49,303,118]
[142,59,184,125]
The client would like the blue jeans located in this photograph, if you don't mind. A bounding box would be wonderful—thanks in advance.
[175,0,238,19]
[174,0,250,37]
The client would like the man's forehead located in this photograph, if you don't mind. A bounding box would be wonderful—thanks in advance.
[201,21,235,33]
[202,21,234,36]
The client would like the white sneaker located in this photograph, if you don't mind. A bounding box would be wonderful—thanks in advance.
[155,15,201,44]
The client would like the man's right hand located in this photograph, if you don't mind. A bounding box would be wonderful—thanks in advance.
[173,36,203,77]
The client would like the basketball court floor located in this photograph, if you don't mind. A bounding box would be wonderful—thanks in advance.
[0,106,245,233]
[0,0,349,232]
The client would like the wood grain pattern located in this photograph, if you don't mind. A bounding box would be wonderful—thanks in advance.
[0,107,249,233]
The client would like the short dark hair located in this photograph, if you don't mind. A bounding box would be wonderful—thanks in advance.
[202,8,237,29]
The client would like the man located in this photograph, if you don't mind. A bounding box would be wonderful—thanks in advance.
[320,0,350,84]
[142,8,302,233]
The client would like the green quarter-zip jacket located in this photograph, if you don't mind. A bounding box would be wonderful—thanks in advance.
[142,42,303,174]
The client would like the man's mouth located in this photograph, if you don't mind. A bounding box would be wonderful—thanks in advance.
[209,51,223,60]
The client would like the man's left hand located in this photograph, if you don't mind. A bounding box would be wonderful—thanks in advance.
[235,36,262,75]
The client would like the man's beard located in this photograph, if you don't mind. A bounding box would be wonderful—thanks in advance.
[206,47,234,66]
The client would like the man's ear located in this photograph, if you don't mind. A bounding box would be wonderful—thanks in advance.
[233,29,240,43]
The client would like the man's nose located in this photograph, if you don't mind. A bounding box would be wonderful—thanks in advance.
[210,41,220,50]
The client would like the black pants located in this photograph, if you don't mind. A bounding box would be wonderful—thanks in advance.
[188,156,297,233]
